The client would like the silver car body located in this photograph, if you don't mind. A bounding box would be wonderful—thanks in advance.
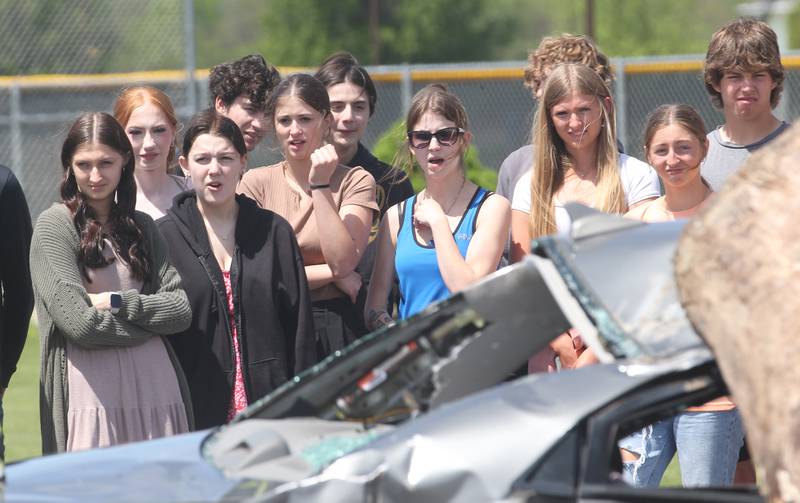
[4,208,737,503]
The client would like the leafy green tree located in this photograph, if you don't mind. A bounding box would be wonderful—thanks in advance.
[593,0,740,56]
[255,0,514,66]
[0,0,183,75]
[259,0,372,66]
[379,0,515,63]
[194,0,269,68]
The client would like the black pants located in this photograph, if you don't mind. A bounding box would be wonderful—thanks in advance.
[312,297,368,358]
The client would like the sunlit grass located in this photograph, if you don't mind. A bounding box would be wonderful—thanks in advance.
[4,323,41,461]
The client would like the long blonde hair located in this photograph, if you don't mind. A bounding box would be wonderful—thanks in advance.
[529,63,625,238]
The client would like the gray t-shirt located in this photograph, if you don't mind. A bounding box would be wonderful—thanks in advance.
[497,145,534,201]
[702,121,790,192]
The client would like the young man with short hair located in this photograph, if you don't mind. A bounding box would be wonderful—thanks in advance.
[209,54,281,152]
[701,18,788,485]
[314,52,414,327]
[702,18,789,191]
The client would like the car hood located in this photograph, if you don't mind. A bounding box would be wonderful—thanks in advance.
[231,355,710,502]
[4,431,234,502]
[266,365,654,502]
[4,420,395,503]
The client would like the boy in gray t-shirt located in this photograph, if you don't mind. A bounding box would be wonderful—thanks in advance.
[701,18,788,192]
[704,122,789,191]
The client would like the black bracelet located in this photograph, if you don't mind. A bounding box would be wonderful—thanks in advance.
[309,183,331,190]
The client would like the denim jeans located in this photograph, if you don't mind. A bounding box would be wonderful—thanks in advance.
[620,409,744,487]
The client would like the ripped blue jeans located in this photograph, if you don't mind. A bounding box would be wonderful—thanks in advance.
[619,409,744,487]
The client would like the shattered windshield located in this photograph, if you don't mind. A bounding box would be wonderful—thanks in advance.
[538,216,706,361]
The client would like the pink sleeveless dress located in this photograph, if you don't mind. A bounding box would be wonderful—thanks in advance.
[65,239,188,451]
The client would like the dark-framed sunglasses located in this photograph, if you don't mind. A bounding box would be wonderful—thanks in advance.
[407,127,465,149]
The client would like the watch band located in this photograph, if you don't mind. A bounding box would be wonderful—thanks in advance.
[110,292,122,314]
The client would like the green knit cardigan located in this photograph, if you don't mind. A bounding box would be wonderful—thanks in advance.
[30,204,194,453]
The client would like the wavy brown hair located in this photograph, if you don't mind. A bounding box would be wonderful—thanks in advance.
[524,34,613,99]
[704,18,784,109]
[60,112,151,282]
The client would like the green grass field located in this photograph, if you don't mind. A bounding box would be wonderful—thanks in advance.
[2,322,682,484]
[4,323,41,461]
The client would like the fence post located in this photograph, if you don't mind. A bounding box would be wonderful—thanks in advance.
[613,57,627,152]
[400,64,412,116]
[183,0,197,115]
[9,83,23,183]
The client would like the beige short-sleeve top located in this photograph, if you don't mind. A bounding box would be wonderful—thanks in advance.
[238,161,378,301]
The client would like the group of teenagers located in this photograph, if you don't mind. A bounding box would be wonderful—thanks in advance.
[0,15,789,490]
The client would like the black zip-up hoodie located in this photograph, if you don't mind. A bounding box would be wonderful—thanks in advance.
[158,192,316,429]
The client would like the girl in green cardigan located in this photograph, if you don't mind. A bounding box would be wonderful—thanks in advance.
[30,112,193,454]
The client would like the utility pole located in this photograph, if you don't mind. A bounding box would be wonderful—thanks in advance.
[369,0,381,65]
[586,0,595,40]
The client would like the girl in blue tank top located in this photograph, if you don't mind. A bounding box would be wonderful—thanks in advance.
[364,84,511,330]
[395,187,490,318]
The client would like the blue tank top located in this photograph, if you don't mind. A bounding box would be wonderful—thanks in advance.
[395,187,490,320]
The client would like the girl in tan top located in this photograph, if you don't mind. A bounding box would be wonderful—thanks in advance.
[114,86,190,219]
[239,73,378,357]
[620,104,743,488]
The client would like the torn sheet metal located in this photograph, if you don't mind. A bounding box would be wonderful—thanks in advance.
[429,261,570,407]
[238,362,657,502]
[543,207,706,362]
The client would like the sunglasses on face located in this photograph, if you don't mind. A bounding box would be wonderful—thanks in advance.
[407,127,465,149]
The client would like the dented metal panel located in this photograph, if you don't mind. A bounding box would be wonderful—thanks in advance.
[241,363,660,502]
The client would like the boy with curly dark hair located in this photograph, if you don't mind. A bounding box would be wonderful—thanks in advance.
[209,54,280,152]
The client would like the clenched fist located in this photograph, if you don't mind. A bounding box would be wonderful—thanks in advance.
[309,144,338,186]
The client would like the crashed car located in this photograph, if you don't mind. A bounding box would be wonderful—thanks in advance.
[2,206,762,502]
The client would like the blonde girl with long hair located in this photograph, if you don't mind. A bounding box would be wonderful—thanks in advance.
[510,63,659,370]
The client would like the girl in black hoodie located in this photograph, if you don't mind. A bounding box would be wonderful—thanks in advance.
[158,110,316,429]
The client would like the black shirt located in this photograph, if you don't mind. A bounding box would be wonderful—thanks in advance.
[0,165,34,388]
[346,144,414,321]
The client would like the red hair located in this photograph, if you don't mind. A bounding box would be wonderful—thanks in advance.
[113,86,179,166]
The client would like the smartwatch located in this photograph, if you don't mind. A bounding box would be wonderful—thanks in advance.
[110,292,122,315]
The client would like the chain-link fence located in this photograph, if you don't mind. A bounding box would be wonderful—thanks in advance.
[1,0,799,219]
[0,0,192,219]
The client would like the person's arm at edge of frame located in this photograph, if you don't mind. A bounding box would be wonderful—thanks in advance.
[0,168,34,391]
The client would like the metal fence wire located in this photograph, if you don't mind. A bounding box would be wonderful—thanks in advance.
[1,2,799,219]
